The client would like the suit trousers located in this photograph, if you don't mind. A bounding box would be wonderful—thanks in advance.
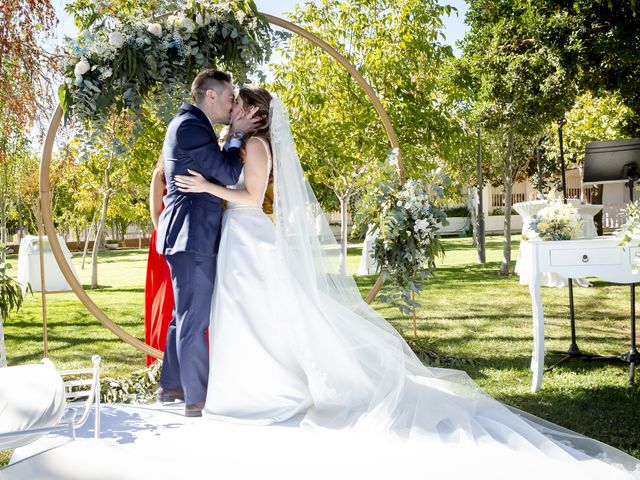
[160,251,216,405]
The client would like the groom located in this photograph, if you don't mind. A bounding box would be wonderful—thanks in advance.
[156,70,259,416]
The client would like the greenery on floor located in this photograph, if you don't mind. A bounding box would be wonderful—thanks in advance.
[2,235,639,466]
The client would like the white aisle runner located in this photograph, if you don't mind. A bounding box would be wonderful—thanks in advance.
[3,403,635,480]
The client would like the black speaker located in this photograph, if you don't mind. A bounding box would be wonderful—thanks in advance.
[583,138,640,186]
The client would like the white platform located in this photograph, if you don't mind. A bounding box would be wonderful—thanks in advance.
[3,402,638,479]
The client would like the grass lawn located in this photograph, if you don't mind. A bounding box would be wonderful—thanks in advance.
[2,234,639,461]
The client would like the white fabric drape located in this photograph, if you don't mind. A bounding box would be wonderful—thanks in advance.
[0,361,65,449]
[269,96,640,477]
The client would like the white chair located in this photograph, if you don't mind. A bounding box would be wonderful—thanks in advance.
[0,355,101,450]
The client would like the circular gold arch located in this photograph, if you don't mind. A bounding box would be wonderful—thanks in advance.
[40,13,404,360]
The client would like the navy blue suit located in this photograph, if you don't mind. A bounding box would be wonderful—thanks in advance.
[157,102,243,405]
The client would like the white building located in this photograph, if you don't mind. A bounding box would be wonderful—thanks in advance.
[480,167,630,234]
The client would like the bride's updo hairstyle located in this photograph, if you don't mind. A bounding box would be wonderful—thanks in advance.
[237,86,274,214]
[237,86,272,144]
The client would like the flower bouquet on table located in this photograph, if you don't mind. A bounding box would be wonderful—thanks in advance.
[529,201,583,241]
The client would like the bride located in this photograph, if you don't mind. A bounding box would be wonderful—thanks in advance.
[174,86,640,479]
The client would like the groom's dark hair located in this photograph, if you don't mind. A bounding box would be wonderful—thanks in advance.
[191,70,232,103]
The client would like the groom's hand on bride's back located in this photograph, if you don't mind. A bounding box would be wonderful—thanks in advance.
[230,106,262,136]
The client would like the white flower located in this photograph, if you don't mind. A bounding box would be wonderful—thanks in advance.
[181,17,195,33]
[167,14,180,28]
[147,23,163,37]
[235,10,246,24]
[195,13,204,27]
[108,31,125,48]
[415,219,429,232]
[89,41,107,56]
[74,58,90,76]
[101,67,113,79]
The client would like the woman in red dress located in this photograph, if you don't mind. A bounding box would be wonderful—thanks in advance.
[144,155,174,366]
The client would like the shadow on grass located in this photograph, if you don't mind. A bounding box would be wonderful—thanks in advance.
[80,286,145,294]
[500,384,640,456]
[72,249,149,265]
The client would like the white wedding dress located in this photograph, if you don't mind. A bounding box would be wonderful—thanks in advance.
[204,99,640,479]
[205,137,313,423]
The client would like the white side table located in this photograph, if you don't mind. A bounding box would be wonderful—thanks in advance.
[523,237,640,392]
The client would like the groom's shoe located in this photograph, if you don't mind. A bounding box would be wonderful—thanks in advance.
[185,402,205,418]
[157,386,184,403]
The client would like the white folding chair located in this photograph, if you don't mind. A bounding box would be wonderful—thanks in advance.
[0,355,101,449]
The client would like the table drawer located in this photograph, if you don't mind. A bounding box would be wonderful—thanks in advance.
[549,248,622,266]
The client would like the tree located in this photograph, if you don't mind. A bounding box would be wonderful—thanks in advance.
[271,0,456,260]
[540,91,634,232]
[459,0,577,275]
[543,92,633,167]
[0,5,57,343]
[522,0,640,135]
[0,0,57,132]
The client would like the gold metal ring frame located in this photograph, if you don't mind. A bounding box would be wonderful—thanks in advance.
[39,13,404,360]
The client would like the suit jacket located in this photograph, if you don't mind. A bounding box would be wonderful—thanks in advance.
[156,102,243,257]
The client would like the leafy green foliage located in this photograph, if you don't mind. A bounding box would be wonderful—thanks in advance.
[542,91,633,173]
[100,360,161,403]
[0,244,29,321]
[270,0,460,206]
[404,336,476,369]
[443,206,471,218]
[618,200,640,247]
[460,0,578,136]
[60,0,273,125]
[368,169,449,315]
[527,0,640,135]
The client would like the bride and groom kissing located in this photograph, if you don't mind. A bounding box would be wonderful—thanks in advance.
[155,69,268,417]
[153,69,639,478]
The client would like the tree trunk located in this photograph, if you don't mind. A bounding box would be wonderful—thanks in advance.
[0,164,6,259]
[91,160,112,289]
[82,211,98,270]
[73,226,81,250]
[499,130,514,276]
[0,313,6,367]
[476,129,486,264]
[91,194,110,288]
[17,195,23,241]
[469,186,477,248]
[338,194,350,274]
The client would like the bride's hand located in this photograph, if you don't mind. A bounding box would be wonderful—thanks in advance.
[174,169,211,193]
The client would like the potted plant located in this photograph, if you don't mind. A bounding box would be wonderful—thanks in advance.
[105,239,119,250]
[439,206,470,235]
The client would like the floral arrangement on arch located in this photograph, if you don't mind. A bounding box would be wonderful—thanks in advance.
[529,201,583,241]
[359,156,448,322]
[59,0,274,124]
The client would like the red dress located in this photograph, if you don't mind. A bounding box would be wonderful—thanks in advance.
[144,198,174,366]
